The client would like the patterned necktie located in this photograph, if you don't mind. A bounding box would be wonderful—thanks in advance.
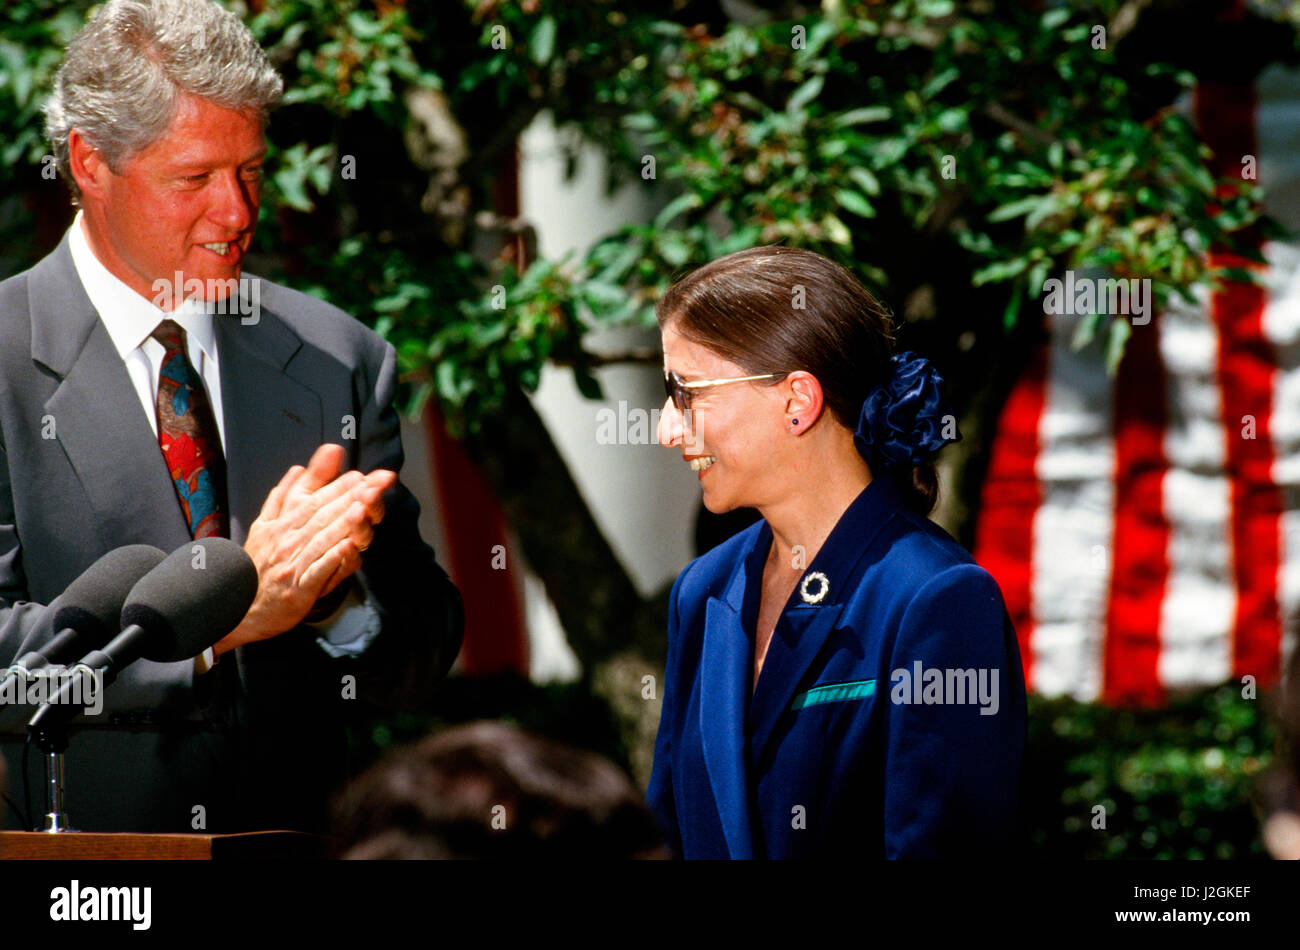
[152,319,228,539]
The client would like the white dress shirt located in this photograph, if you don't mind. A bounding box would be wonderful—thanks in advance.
[65,215,381,669]
[68,212,227,448]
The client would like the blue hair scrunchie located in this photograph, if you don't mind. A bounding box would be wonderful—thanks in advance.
[853,351,959,469]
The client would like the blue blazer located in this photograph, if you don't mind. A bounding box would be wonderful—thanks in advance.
[647,477,1026,858]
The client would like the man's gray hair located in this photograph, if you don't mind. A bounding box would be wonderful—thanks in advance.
[43,0,283,204]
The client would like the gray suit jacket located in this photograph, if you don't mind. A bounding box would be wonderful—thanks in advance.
[0,235,463,832]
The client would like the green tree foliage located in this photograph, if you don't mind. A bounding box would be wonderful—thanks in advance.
[1024,686,1275,858]
[4,0,1291,426]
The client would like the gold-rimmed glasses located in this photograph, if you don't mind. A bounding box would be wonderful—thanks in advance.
[662,369,784,415]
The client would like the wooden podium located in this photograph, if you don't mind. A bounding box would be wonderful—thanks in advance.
[0,830,326,860]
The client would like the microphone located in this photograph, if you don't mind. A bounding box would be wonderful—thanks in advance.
[1,545,167,690]
[115,536,259,665]
[27,538,258,740]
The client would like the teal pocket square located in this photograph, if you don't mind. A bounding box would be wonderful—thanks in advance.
[790,678,876,710]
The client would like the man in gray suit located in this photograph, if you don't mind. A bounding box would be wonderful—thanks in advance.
[0,0,463,833]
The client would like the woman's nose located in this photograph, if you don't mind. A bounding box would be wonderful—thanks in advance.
[658,396,682,448]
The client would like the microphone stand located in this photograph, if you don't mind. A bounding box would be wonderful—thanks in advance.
[26,665,100,834]
[29,721,76,833]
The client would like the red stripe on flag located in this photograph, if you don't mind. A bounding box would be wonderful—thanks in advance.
[975,343,1048,691]
[425,407,529,676]
[1198,81,1283,690]
[1103,316,1170,706]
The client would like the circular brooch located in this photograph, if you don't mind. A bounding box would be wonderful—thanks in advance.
[799,571,830,605]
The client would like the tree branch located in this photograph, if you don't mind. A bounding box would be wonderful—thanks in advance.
[980,101,1084,158]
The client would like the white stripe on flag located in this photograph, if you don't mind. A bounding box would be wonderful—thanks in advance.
[1031,312,1115,701]
[1158,286,1235,689]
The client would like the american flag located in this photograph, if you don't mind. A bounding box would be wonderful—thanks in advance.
[975,65,1300,706]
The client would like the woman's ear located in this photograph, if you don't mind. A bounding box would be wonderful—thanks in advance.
[784,371,824,434]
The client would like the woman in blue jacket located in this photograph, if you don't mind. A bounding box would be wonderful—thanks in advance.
[647,246,1026,859]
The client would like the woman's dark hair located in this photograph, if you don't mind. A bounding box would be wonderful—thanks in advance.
[657,245,939,514]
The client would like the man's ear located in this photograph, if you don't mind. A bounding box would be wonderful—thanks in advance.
[784,370,825,431]
[67,129,113,203]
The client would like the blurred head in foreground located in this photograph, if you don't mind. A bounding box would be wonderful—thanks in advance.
[331,721,667,859]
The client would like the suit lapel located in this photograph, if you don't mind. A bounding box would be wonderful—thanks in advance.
[30,239,192,553]
[699,531,762,859]
[213,292,321,545]
[749,479,903,765]
[749,597,848,765]
[30,246,324,551]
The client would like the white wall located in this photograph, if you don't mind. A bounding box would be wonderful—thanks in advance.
[401,111,702,682]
